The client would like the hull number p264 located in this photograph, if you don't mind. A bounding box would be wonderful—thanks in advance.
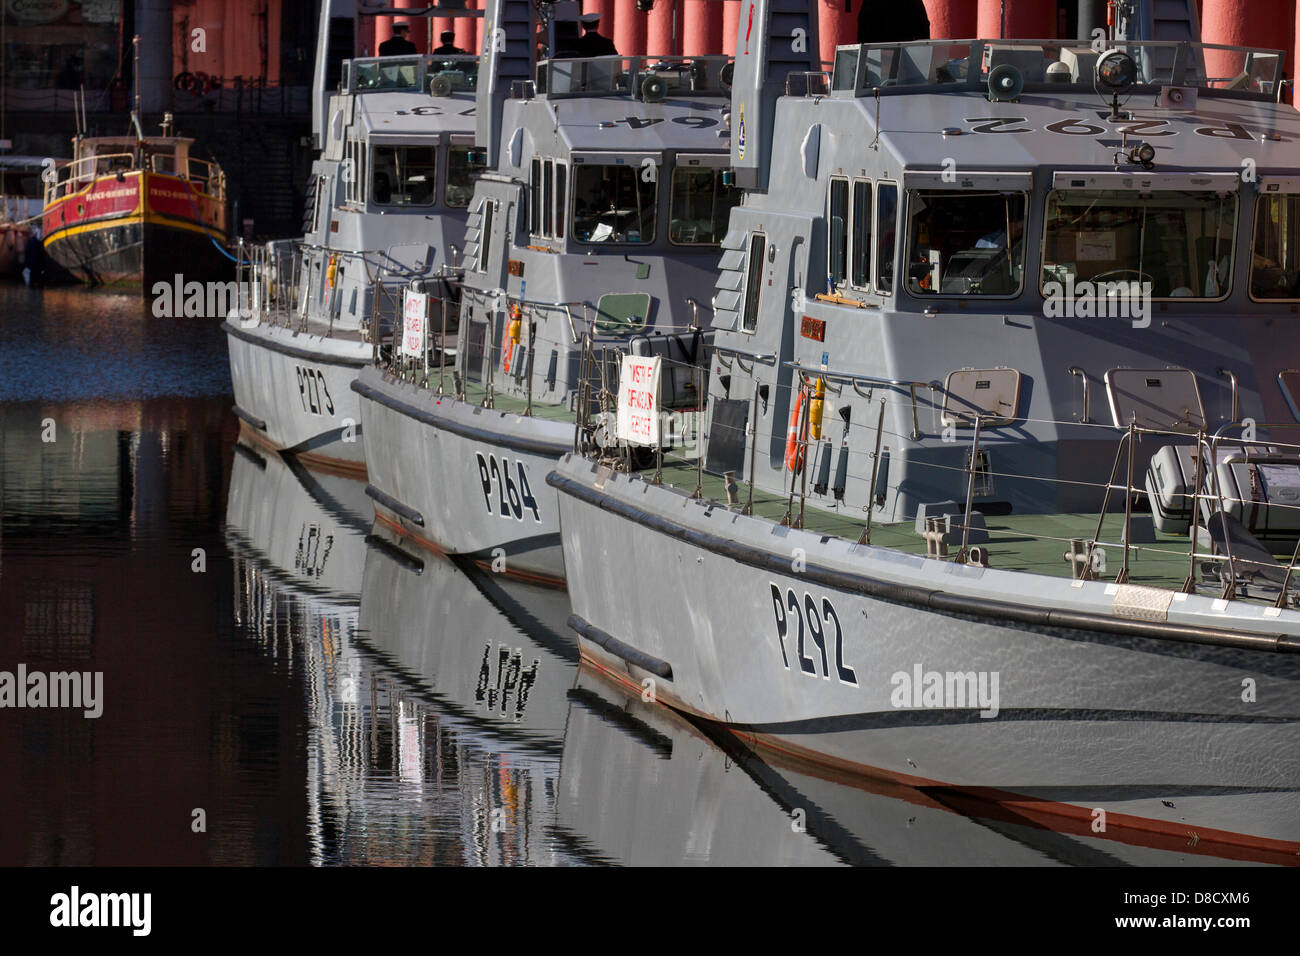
[476,452,541,522]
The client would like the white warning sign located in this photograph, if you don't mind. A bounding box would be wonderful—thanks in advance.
[402,290,427,359]
[617,354,661,446]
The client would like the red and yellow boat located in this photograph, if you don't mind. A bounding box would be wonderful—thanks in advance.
[42,130,230,288]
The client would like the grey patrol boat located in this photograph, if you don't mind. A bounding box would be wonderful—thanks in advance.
[224,0,485,478]
[550,0,1300,854]
[351,0,816,585]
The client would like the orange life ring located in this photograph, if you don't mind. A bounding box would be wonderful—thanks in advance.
[784,391,806,473]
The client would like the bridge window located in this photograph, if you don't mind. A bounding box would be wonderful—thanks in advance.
[529,158,568,240]
[352,58,423,92]
[426,58,480,91]
[1042,189,1236,299]
[669,166,740,245]
[827,177,849,290]
[479,199,495,272]
[555,164,566,239]
[851,180,872,289]
[741,233,766,333]
[907,189,1027,296]
[876,182,898,293]
[1251,194,1300,300]
[371,145,436,206]
[530,158,542,232]
[573,163,657,244]
[544,160,554,236]
[446,146,482,207]
[344,138,366,205]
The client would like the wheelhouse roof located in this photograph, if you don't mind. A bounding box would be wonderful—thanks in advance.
[814,87,1300,173]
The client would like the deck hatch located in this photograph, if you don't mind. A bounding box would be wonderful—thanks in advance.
[941,368,1021,427]
[1105,367,1206,433]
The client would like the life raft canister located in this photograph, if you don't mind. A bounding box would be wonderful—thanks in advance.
[809,377,825,440]
[503,302,522,372]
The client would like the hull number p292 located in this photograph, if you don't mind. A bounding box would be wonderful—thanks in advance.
[770,584,857,686]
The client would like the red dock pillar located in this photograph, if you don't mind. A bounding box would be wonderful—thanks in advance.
[977,0,1056,39]
[722,0,740,56]
[683,0,723,56]
[646,0,675,55]
[1201,0,1293,95]
[455,0,478,55]
[821,2,858,69]
[924,0,977,40]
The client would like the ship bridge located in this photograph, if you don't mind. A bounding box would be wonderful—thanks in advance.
[320,54,481,213]
[829,38,1283,103]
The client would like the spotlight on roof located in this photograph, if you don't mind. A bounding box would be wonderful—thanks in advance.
[1096,49,1137,121]
[1095,49,1136,92]
[1128,141,1156,169]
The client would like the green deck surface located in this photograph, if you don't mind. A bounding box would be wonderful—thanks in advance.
[389,376,1253,592]
[648,459,1211,590]
[460,380,576,423]
[387,374,577,423]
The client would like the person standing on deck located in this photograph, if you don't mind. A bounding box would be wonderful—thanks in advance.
[575,13,618,56]
[857,0,930,43]
[433,31,468,55]
[379,21,419,56]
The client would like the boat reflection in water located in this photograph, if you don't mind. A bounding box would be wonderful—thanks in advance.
[564,663,1298,866]
[226,442,582,864]
[225,442,1298,865]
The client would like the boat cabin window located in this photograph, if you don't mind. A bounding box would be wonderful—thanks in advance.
[530,158,542,233]
[851,180,872,289]
[573,163,657,244]
[740,233,766,333]
[828,177,849,289]
[478,199,496,272]
[906,189,1027,296]
[427,59,480,91]
[1251,193,1300,300]
[446,146,483,207]
[529,159,568,240]
[1042,189,1236,299]
[544,161,554,236]
[371,145,437,206]
[148,147,177,174]
[669,166,739,245]
[95,152,136,176]
[353,58,423,92]
[876,182,898,293]
[344,138,366,205]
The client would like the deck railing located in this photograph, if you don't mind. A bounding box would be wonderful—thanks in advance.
[43,151,226,204]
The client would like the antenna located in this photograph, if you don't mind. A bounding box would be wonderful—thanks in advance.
[1,0,6,150]
[131,35,144,141]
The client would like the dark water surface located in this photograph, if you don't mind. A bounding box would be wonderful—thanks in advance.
[7,284,1275,867]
